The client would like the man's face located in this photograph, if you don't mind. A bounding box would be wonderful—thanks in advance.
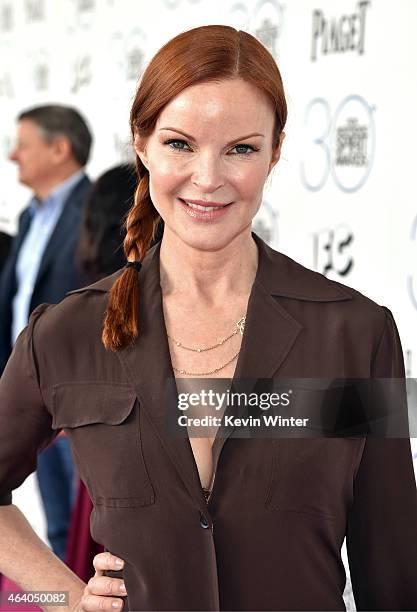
[8,119,57,191]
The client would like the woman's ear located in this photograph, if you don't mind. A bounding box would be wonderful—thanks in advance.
[134,132,149,170]
[268,131,286,175]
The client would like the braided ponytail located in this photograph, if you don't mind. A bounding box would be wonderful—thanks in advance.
[102,165,160,350]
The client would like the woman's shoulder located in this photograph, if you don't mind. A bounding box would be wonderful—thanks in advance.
[260,240,389,334]
[30,269,124,345]
[11,270,128,404]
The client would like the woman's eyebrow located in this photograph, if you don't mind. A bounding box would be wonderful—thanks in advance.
[158,127,265,147]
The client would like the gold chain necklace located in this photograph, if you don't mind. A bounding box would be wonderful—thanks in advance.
[172,349,241,376]
[168,316,246,352]
[171,315,246,377]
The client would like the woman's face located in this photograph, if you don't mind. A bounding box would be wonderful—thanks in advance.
[135,77,284,251]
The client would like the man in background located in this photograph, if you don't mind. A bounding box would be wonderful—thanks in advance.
[0,104,92,560]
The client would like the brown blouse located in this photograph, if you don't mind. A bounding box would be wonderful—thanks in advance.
[0,233,416,611]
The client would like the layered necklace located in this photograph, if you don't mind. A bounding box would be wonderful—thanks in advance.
[168,315,246,376]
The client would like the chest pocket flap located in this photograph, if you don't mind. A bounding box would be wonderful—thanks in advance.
[51,382,155,508]
[52,382,136,429]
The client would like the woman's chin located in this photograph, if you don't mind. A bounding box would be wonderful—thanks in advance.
[166,225,251,253]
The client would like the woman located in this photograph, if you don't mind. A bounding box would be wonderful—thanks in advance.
[76,164,138,281]
[0,25,416,612]
[75,163,164,282]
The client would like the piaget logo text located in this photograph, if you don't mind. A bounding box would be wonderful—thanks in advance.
[311,0,370,61]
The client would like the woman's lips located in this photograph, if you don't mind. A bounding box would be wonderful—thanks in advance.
[178,198,233,221]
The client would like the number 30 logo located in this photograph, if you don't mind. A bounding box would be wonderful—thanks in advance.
[300,95,376,193]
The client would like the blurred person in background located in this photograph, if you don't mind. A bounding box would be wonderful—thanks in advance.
[66,163,163,581]
[0,104,92,560]
[77,164,140,280]
[76,163,164,282]
[0,230,12,274]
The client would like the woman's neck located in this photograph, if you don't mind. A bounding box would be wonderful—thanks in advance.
[159,228,258,303]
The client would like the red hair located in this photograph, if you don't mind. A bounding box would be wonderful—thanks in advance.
[102,24,287,350]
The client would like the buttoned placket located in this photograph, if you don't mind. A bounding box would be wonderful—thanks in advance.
[115,236,308,540]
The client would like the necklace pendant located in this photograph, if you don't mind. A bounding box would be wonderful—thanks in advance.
[236,316,246,335]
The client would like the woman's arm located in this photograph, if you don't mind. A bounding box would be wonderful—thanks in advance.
[0,307,126,611]
[346,307,417,610]
[0,506,126,611]
[346,437,417,610]
[0,504,85,611]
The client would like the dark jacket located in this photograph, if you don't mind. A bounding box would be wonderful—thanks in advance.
[0,175,91,372]
[0,231,13,274]
[0,232,416,611]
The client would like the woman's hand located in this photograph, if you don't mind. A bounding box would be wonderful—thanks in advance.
[74,552,127,611]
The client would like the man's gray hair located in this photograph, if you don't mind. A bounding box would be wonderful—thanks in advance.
[18,104,92,166]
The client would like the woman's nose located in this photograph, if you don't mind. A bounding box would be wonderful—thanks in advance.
[190,153,225,193]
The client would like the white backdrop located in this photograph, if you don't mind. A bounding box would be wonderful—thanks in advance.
[0,0,416,608]
[1,0,416,375]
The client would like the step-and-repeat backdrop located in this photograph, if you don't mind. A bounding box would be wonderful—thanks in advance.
[0,1,416,608]
[1,0,416,375]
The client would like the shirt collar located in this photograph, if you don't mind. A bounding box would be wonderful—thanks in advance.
[67,232,353,303]
[29,169,85,216]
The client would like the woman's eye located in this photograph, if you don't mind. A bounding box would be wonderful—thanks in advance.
[163,139,259,155]
[164,139,190,151]
[230,144,259,155]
